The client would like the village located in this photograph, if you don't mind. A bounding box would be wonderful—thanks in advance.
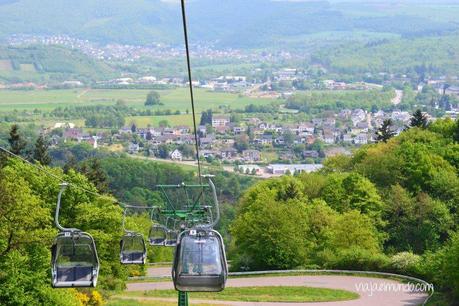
[48,101,458,178]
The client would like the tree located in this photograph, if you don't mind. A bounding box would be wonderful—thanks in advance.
[63,153,78,174]
[454,118,459,143]
[234,135,249,153]
[283,130,295,147]
[423,231,459,299]
[178,144,194,159]
[33,135,51,166]
[8,124,26,156]
[321,173,384,226]
[409,109,429,129]
[231,185,311,270]
[376,119,396,143]
[157,144,170,159]
[79,158,109,193]
[384,185,453,253]
[327,210,382,254]
[200,109,213,125]
[146,131,153,141]
[144,91,161,106]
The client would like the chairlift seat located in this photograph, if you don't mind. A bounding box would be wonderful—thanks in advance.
[51,231,99,288]
[172,228,228,292]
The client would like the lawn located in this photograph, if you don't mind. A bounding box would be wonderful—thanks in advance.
[0,88,275,112]
[108,298,219,306]
[122,286,359,303]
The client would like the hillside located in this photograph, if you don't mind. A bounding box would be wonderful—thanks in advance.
[0,45,116,83]
[314,33,459,75]
[0,0,457,48]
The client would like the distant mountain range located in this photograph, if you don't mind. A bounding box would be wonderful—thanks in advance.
[0,0,458,48]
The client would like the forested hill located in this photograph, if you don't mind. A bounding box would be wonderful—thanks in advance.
[0,0,457,47]
[314,34,459,75]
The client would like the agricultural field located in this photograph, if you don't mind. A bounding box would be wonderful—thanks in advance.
[0,88,276,113]
[125,115,196,128]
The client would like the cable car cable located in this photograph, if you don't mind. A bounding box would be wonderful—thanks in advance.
[180,0,202,184]
[0,145,138,209]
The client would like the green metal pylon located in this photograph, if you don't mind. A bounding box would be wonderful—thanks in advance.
[178,291,189,306]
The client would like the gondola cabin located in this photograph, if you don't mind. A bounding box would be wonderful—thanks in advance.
[165,230,178,247]
[51,231,99,288]
[172,228,228,292]
[149,225,167,246]
[120,232,147,265]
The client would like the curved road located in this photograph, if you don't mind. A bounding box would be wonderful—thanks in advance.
[125,267,429,306]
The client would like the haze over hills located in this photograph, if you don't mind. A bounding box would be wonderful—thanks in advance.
[0,0,458,48]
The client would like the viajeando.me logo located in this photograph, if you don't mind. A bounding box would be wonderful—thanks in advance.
[355,281,434,297]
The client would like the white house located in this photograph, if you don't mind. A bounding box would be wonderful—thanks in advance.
[170,149,183,161]
[212,115,230,128]
[267,164,323,175]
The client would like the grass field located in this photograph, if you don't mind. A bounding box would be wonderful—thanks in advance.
[0,88,276,112]
[121,286,359,303]
[125,115,197,128]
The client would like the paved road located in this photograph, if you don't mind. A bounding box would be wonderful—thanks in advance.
[126,267,428,306]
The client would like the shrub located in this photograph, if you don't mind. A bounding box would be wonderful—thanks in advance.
[389,252,421,275]
[323,248,390,272]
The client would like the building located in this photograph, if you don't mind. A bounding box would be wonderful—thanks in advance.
[63,128,83,141]
[242,150,261,162]
[212,115,230,128]
[302,150,319,159]
[354,133,369,145]
[128,143,140,154]
[170,149,183,161]
[220,148,238,160]
[267,164,323,175]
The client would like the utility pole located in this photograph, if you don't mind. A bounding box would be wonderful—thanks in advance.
[178,291,189,306]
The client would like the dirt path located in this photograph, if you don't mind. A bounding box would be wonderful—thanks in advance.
[127,274,428,306]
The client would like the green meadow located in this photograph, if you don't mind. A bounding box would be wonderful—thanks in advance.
[0,88,276,112]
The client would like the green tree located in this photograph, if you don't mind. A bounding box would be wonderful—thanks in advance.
[376,119,396,143]
[454,118,459,143]
[234,135,249,153]
[423,231,459,299]
[231,188,311,270]
[157,144,170,159]
[79,158,109,193]
[200,109,213,126]
[33,135,51,166]
[283,130,295,147]
[321,173,384,225]
[144,90,161,106]
[8,124,26,156]
[409,109,429,129]
[327,210,382,254]
[384,185,453,253]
